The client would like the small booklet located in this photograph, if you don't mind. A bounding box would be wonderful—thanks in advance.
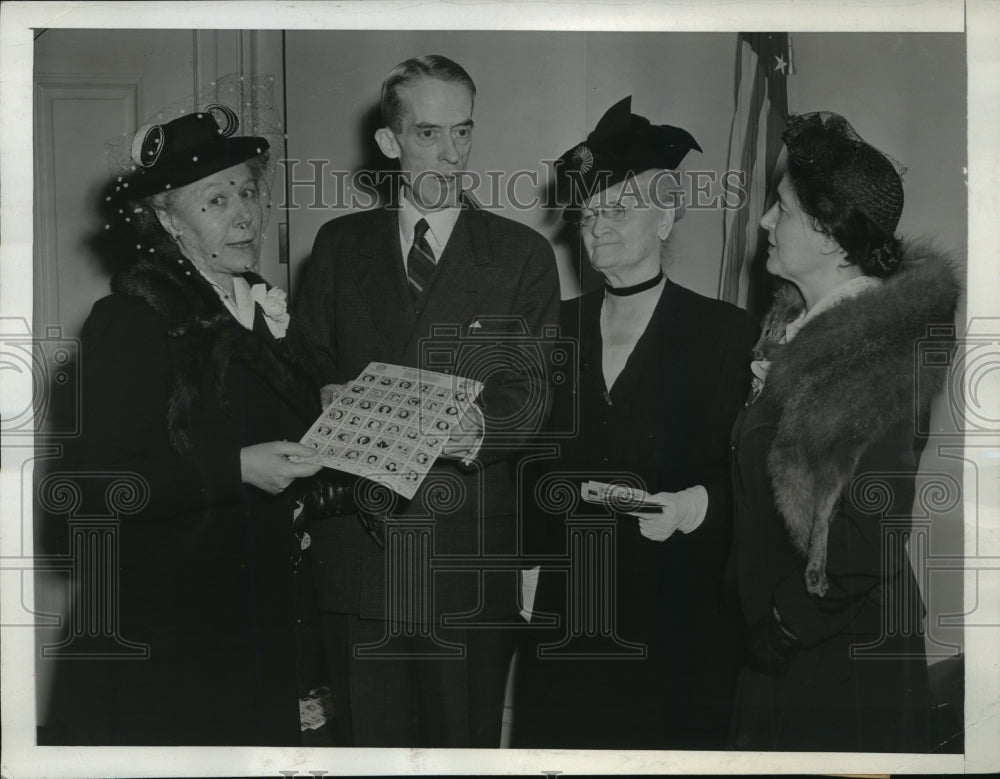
[299,362,484,499]
[580,480,663,514]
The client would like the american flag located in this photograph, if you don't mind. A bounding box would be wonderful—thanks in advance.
[718,33,793,313]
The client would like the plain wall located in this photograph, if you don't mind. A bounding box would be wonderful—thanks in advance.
[790,33,966,255]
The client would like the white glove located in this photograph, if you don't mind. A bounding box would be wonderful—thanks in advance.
[628,485,708,542]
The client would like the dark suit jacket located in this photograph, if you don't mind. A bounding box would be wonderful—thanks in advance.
[296,202,560,622]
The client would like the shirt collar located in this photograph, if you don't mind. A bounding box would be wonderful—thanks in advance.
[192,264,256,330]
[397,186,462,249]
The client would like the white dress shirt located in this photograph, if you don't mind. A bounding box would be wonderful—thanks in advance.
[194,264,286,339]
[397,188,462,267]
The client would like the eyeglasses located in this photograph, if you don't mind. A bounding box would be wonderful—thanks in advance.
[577,203,629,228]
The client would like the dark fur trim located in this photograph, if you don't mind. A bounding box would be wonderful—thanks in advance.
[112,256,318,452]
[759,239,962,595]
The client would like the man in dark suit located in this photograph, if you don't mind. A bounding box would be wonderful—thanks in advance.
[296,55,560,747]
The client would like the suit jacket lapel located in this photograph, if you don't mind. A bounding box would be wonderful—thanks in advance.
[349,208,418,358]
[404,207,501,357]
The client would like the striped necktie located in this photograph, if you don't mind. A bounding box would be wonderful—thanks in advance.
[407,218,436,299]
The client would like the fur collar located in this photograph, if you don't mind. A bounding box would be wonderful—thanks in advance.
[757,240,962,595]
[112,255,319,452]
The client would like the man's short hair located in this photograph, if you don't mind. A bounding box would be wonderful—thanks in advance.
[380,55,476,132]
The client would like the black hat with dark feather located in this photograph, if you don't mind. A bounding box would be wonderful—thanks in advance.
[555,96,701,220]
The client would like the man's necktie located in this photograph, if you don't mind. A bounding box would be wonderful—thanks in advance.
[407,218,436,299]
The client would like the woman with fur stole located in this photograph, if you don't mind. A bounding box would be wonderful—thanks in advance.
[43,109,327,745]
[728,111,960,752]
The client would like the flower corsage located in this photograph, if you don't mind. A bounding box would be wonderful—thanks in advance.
[250,284,290,339]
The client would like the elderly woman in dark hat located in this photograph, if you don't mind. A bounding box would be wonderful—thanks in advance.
[728,112,960,751]
[45,107,327,745]
[512,97,757,749]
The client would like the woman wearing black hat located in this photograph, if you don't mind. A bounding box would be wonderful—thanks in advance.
[728,112,960,751]
[513,98,757,749]
[44,106,327,745]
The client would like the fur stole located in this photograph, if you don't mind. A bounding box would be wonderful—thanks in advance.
[112,255,319,453]
[755,240,962,595]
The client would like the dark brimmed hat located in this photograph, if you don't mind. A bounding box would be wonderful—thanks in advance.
[125,105,269,199]
[782,111,905,236]
[555,96,701,220]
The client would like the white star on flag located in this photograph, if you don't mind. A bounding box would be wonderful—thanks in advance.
[774,54,788,74]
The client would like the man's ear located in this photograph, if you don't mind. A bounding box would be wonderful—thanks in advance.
[374,127,401,160]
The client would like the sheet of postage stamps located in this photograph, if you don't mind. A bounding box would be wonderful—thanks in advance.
[299,362,483,498]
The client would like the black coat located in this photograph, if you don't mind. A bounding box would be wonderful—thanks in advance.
[513,280,757,749]
[726,243,961,752]
[729,392,931,751]
[296,203,560,623]
[43,256,322,745]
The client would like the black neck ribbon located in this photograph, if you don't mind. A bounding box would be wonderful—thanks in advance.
[604,270,664,296]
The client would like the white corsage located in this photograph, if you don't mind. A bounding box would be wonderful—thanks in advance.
[250,284,290,339]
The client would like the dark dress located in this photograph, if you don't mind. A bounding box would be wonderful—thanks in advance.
[42,258,323,745]
[512,280,757,749]
[728,388,932,752]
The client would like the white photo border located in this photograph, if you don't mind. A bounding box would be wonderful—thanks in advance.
[2,1,996,776]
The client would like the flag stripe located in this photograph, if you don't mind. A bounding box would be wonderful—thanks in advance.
[720,36,756,302]
[718,32,791,310]
[728,36,768,300]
